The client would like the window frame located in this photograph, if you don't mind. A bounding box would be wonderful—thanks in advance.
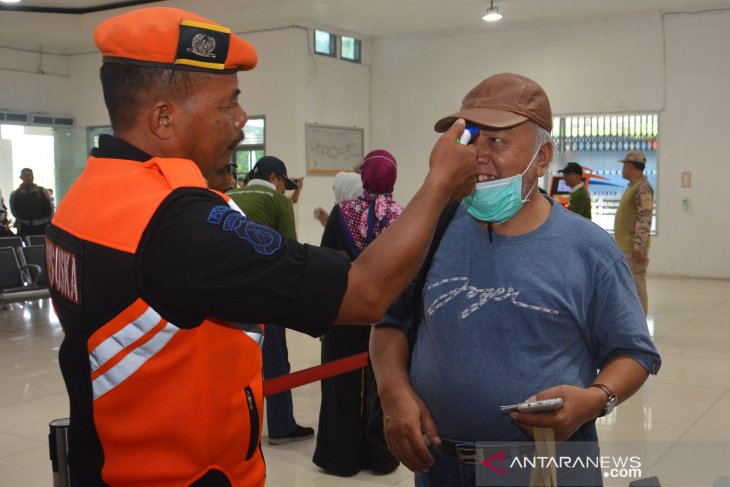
[233,115,266,179]
[313,29,336,57]
[340,36,361,63]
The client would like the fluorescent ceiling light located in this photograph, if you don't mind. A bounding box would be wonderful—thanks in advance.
[482,1,503,22]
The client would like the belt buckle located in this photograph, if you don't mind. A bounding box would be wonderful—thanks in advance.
[455,444,477,464]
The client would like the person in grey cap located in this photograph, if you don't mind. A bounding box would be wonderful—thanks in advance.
[558,162,592,219]
[370,73,660,486]
[615,150,654,315]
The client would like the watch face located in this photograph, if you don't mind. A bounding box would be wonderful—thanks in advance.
[604,396,618,416]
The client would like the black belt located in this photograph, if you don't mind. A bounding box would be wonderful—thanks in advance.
[431,438,535,465]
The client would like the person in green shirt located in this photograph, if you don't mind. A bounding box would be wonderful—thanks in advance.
[558,162,592,220]
[227,156,313,444]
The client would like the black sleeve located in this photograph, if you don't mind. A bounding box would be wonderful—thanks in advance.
[136,188,351,337]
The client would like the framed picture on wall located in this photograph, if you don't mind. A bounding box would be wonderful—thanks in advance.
[305,124,364,173]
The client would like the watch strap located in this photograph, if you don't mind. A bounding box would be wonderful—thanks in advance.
[590,383,617,417]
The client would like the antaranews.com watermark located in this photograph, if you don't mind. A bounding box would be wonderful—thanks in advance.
[473,441,728,486]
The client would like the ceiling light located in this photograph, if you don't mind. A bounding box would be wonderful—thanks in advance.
[482,1,503,22]
[0,0,23,3]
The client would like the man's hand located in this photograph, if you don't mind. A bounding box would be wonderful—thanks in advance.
[427,119,478,201]
[509,385,606,441]
[290,177,304,203]
[380,386,440,473]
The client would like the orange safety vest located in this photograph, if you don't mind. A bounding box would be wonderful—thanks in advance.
[47,156,265,486]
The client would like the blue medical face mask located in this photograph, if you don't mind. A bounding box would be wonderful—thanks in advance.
[462,148,540,224]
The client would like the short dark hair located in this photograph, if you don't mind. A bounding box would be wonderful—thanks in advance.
[99,63,205,132]
[632,162,646,171]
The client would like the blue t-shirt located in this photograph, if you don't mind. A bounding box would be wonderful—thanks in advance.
[382,200,660,442]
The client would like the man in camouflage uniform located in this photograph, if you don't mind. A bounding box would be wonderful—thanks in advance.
[614,150,654,315]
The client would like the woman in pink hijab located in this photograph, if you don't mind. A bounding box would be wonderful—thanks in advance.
[313,150,402,477]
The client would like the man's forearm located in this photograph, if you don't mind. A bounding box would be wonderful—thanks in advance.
[593,355,650,408]
[369,325,412,396]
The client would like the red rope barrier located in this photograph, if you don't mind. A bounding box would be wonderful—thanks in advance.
[263,351,369,397]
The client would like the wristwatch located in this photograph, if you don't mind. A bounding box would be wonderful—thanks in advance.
[590,383,617,417]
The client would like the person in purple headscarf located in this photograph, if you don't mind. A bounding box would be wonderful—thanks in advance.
[313,150,402,477]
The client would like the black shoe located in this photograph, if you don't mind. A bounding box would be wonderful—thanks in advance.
[269,425,315,445]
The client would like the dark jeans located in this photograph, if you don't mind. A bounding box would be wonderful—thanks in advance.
[262,323,296,438]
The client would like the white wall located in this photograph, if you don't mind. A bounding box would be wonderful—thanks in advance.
[0,47,71,116]
[370,10,730,278]
[657,10,730,277]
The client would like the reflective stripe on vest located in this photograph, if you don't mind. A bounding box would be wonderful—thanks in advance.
[232,322,264,348]
[90,306,179,400]
[89,306,265,400]
[89,307,163,373]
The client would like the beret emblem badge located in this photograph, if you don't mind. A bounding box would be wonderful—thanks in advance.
[187,34,217,58]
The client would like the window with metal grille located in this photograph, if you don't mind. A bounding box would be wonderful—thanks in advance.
[547,113,658,234]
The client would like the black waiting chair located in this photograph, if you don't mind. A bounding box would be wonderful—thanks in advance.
[25,235,47,247]
[0,235,24,251]
[0,247,49,308]
[20,245,48,286]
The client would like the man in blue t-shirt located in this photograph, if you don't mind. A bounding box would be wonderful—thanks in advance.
[370,73,661,487]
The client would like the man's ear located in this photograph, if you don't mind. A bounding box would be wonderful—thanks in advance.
[535,142,553,178]
[149,100,174,140]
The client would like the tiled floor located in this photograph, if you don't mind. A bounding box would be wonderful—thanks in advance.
[0,276,728,486]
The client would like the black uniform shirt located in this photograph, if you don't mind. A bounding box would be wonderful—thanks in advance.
[94,135,350,337]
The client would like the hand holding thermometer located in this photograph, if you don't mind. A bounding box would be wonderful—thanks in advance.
[457,125,480,145]
[500,398,564,413]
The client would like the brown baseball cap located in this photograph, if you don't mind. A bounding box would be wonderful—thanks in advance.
[434,73,552,133]
[94,7,257,73]
[618,151,647,164]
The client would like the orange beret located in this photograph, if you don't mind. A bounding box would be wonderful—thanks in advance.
[94,7,257,73]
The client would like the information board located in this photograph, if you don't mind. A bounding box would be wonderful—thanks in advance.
[305,124,364,173]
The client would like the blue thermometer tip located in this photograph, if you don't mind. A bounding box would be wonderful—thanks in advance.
[458,125,480,145]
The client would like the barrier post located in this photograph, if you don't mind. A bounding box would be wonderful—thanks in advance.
[49,418,71,487]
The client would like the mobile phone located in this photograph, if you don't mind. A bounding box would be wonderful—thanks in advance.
[500,398,564,413]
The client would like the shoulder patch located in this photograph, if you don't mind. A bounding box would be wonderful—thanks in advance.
[207,205,281,255]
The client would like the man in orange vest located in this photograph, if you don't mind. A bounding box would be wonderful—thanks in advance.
[46,7,477,486]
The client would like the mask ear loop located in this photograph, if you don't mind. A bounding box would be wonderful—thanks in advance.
[520,146,543,203]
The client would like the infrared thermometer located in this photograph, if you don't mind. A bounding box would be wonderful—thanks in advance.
[457,125,480,145]
[500,398,564,413]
